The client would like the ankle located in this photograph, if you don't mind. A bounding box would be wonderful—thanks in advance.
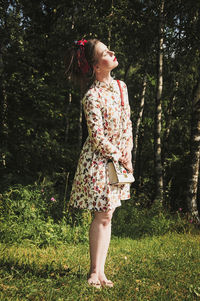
[98,268,105,276]
[88,272,99,282]
[89,266,99,275]
[90,271,98,276]
[88,270,99,278]
[98,272,107,281]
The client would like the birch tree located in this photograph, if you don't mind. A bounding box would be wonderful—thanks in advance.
[64,93,72,145]
[154,0,164,202]
[0,2,9,168]
[182,1,200,222]
[187,78,200,223]
[132,76,147,171]
[0,50,8,168]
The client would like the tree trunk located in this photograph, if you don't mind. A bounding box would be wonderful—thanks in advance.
[154,0,164,203]
[124,62,132,82]
[0,51,8,168]
[107,0,114,49]
[163,82,178,190]
[163,82,178,145]
[187,79,200,223]
[78,97,83,151]
[132,76,147,171]
[64,92,72,145]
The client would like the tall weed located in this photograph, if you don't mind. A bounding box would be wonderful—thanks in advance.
[112,198,195,238]
[0,184,196,246]
[0,184,89,246]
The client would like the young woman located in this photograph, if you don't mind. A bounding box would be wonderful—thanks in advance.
[67,39,133,288]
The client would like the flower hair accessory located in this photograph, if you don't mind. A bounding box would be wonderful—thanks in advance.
[74,39,91,74]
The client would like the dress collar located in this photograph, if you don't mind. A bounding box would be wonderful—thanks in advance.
[94,78,115,90]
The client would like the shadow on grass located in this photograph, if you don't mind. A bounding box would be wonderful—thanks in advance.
[0,257,85,280]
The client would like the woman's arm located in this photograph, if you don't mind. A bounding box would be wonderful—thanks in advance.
[120,82,133,172]
[83,90,122,161]
[123,83,133,151]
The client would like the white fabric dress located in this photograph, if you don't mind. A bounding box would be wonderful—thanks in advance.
[70,79,133,211]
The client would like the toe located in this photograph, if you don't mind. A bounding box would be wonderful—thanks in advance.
[88,279,101,289]
[101,280,114,288]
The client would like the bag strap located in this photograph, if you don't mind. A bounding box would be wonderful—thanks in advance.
[116,79,124,106]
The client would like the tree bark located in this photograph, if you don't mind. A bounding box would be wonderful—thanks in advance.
[163,82,178,145]
[162,82,178,189]
[124,62,132,82]
[78,97,83,151]
[0,48,8,168]
[154,0,164,203]
[64,93,72,145]
[187,79,200,223]
[132,76,147,171]
[107,0,114,49]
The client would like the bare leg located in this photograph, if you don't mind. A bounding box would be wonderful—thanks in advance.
[88,209,115,287]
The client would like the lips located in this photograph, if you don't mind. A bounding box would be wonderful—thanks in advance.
[114,57,117,61]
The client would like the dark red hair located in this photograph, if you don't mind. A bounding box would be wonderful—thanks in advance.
[65,39,99,90]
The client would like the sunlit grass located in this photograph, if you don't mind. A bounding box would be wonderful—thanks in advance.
[0,233,200,300]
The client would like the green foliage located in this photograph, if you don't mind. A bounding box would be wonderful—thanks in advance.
[0,184,89,246]
[0,184,197,248]
[112,198,197,239]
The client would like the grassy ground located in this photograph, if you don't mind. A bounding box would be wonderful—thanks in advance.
[0,233,200,301]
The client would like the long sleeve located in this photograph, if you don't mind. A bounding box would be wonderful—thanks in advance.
[83,90,122,161]
[122,83,133,151]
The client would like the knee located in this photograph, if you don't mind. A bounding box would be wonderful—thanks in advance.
[95,210,114,227]
[102,214,112,227]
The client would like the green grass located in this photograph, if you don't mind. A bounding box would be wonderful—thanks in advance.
[0,233,200,301]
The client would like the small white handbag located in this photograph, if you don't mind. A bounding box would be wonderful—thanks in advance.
[107,160,135,185]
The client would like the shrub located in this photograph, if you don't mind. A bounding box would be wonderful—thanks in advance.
[112,198,196,239]
[0,184,89,246]
[0,184,196,246]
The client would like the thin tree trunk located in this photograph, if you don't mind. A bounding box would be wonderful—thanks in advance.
[187,79,200,223]
[0,6,8,168]
[64,93,72,145]
[65,17,74,146]
[154,0,164,203]
[78,97,83,151]
[163,82,178,190]
[135,128,144,196]
[164,83,178,144]
[132,76,147,171]
[124,62,132,82]
[107,0,114,49]
[0,52,8,168]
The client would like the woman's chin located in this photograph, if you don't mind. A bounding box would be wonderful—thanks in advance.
[112,61,119,70]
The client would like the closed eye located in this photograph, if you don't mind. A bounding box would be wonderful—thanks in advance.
[103,50,109,56]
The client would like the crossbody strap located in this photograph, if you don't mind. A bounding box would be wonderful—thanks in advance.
[116,79,124,106]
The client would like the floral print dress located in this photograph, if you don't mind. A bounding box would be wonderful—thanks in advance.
[70,79,133,212]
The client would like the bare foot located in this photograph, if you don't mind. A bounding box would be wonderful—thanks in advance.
[98,274,114,288]
[87,273,101,289]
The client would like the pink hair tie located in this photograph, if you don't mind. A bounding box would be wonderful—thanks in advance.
[74,39,91,74]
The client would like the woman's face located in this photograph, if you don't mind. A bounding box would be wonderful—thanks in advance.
[94,42,118,73]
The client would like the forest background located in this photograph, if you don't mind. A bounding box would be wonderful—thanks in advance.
[0,0,200,246]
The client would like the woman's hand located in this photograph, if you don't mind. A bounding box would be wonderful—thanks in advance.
[122,161,133,173]
[122,149,132,163]
[119,149,133,173]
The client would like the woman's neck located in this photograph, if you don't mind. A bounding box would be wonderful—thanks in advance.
[95,72,112,85]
